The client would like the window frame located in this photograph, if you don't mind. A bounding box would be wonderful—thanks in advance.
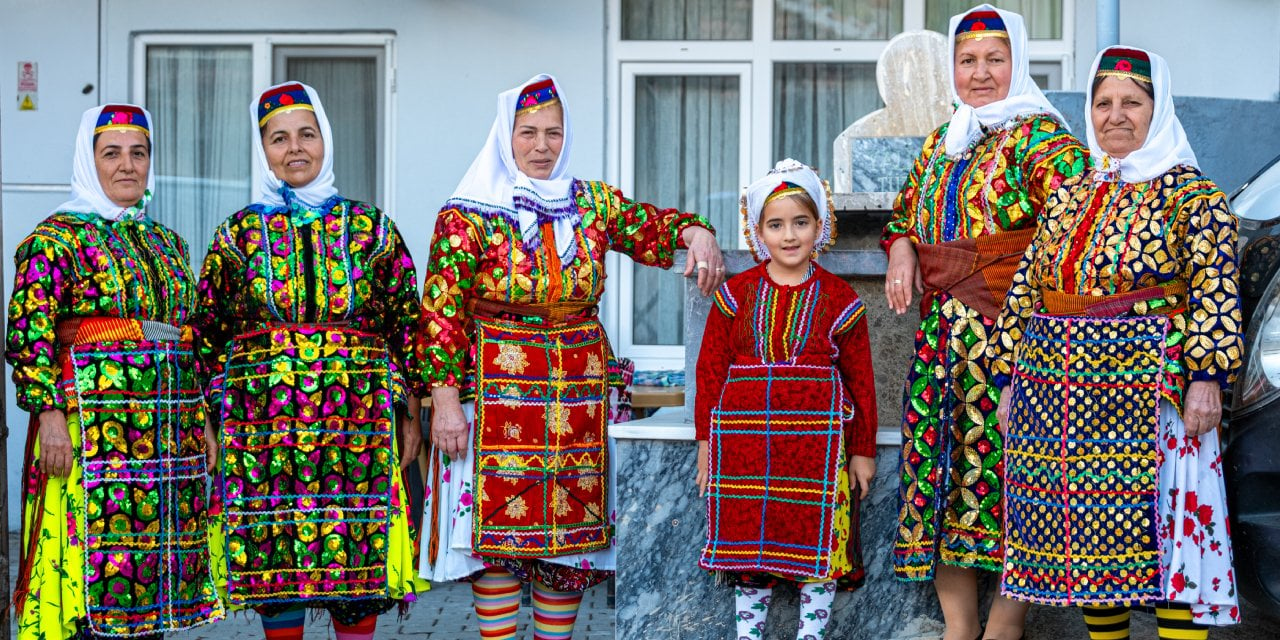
[609,62,754,370]
[129,32,398,216]
[606,0,1075,369]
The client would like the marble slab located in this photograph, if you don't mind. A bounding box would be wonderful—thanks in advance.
[850,137,927,194]
[614,440,950,640]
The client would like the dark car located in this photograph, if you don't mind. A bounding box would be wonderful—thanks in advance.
[1225,153,1280,617]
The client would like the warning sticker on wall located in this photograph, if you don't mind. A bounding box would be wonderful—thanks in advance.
[18,61,37,111]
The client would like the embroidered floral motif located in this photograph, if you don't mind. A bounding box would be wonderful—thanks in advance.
[493,342,530,374]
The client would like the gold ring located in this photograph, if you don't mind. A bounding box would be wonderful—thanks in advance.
[893,279,903,285]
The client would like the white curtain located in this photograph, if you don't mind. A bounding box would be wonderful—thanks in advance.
[621,0,752,40]
[773,62,882,179]
[774,0,904,40]
[631,75,741,346]
[926,0,1063,39]
[146,46,252,267]
[286,57,380,205]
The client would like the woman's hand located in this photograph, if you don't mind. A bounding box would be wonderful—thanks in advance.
[398,396,424,470]
[849,455,876,497]
[1183,380,1223,437]
[682,226,726,296]
[430,386,470,459]
[203,413,219,473]
[696,440,710,496]
[997,385,1013,435]
[885,237,923,315]
[38,409,73,477]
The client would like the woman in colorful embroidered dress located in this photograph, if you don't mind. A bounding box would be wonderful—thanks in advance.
[694,159,877,640]
[192,82,427,639]
[417,73,723,640]
[883,5,1087,639]
[7,104,224,639]
[989,46,1242,639]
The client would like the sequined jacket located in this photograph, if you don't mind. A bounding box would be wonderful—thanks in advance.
[988,166,1244,398]
[882,114,1086,249]
[417,179,711,396]
[6,211,197,413]
[191,197,421,402]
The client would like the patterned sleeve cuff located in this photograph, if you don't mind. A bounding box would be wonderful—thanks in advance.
[880,232,910,254]
[674,216,715,249]
[1188,369,1233,391]
[17,386,66,415]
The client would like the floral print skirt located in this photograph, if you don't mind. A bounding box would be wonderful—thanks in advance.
[16,414,89,640]
[1154,401,1238,626]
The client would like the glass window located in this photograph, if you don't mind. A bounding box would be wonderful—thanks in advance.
[773,62,881,177]
[631,75,741,345]
[622,0,752,40]
[145,45,253,266]
[280,49,383,204]
[925,0,1063,39]
[774,0,903,40]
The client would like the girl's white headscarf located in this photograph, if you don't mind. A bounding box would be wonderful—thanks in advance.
[1085,46,1198,183]
[943,3,1066,158]
[446,73,578,262]
[251,81,339,209]
[741,158,836,262]
[56,104,156,220]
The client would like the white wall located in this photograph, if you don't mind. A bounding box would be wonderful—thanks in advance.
[0,0,605,527]
[1073,0,1280,100]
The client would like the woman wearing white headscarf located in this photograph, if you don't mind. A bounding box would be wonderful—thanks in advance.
[191,82,427,639]
[885,5,1086,639]
[417,73,723,639]
[990,46,1241,638]
[7,104,224,639]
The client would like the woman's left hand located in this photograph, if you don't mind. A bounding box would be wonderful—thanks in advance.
[849,455,876,497]
[682,226,725,296]
[1183,380,1223,437]
[398,396,424,470]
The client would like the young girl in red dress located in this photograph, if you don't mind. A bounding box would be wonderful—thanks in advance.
[695,159,878,640]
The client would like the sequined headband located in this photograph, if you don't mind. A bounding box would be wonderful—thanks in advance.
[1095,47,1153,84]
[763,181,807,207]
[94,105,150,137]
[955,10,1008,42]
[258,83,315,127]
[516,79,560,116]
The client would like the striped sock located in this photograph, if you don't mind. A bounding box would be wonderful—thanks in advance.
[333,613,378,640]
[261,607,306,640]
[473,568,522,640]
[1155,602,1208,640]
[531,580,584,640]
[1081,605,1131,640]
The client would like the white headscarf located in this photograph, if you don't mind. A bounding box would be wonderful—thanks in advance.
[55,104,156,220]
[251,81,339,209]
[741,159,836,262]
[447,73,578,262]
[943,3,1066,159]
[1085,46,1198,183]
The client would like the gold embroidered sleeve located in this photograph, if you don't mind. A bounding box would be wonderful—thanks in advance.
[1179,186,1244,388]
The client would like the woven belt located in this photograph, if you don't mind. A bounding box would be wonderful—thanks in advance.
[1040,281,1187,317]
[471,299,598,325]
